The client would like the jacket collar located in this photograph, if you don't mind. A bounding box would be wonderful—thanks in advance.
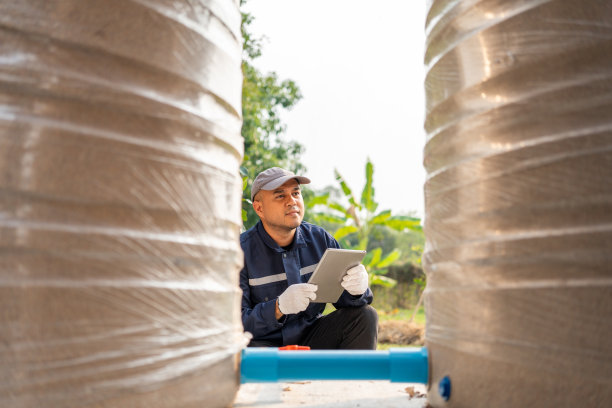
[256,221,307,252]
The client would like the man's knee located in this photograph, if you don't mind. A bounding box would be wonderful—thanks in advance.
[342,305,378,349]
[354,304,378,319]
[339,304,378,327]
[361,304,378,325]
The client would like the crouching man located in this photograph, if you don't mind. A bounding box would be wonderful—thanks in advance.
[240,167,378,349]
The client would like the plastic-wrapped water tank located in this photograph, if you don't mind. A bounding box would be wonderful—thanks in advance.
[0,1,245,407]
[423,0,612,406]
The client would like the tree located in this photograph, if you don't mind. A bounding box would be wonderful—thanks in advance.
[240,1,305,228]
[306,158,422,287]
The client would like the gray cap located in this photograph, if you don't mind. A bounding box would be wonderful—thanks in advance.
[250,167,311,201]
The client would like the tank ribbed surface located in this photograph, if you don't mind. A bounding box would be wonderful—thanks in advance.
[0,1,245,407]
[423,0,612,406]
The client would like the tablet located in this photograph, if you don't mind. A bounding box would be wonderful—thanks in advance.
[308,248,367,303]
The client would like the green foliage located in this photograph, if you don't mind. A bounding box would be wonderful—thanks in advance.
[378,307,426,325]
[240,1,305,228]
[306,158,422,287]
[240,166,250,223]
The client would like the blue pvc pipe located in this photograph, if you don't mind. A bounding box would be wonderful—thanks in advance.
[240,347,428,384]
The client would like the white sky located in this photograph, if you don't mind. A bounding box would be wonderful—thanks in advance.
[243,0,427,217]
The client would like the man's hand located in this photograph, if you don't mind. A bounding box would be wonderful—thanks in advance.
[341,264,369,296]
[277,283,317,316]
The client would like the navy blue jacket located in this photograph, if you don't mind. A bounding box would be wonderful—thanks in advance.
[240,221,373,345]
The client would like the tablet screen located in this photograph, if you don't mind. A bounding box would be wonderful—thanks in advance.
[308,248,366,303]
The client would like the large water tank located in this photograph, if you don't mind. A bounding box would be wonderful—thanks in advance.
[0,1,245,407]
[423,0,612,406]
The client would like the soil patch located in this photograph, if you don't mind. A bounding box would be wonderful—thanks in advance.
[378,320,424,346]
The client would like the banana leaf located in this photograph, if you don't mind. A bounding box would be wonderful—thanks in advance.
[333,225,359,240]
[360,159,378,213]
[377,249,401,268]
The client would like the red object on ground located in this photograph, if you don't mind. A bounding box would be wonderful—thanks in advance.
[279,345,311,351]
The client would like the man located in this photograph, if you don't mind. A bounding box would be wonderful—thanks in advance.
[240,167,378,349]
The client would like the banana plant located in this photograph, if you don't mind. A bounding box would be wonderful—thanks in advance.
[307,158,422,287]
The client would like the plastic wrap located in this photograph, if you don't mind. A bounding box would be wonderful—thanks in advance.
[0,1,246,407]
[423,0,612,406]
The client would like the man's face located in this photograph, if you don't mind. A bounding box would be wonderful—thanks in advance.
[253,179,305,233]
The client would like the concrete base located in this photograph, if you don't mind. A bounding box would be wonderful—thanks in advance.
[233,381,428,407]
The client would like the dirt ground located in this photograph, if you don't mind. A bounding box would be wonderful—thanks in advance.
[233,381,429,407]
[378,320,425,346]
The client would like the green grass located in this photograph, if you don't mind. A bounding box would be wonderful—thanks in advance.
[377,306,425,325]
[324,305,426,324]
[323,304,336,315]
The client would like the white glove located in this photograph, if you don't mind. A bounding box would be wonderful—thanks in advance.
[278,283,317,315]
[341,264,369,296]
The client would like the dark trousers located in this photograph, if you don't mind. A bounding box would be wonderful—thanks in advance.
[248,305,378,350]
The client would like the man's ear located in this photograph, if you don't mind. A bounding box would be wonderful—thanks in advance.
[253,199,263,218]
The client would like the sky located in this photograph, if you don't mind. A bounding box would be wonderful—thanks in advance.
[243,0,428,217]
